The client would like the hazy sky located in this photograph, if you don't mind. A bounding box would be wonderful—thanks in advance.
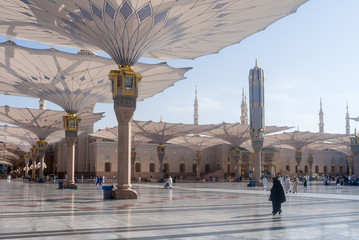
[0,0,358,134]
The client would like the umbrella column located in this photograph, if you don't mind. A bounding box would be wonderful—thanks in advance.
[37,140,47,180]
[63,113,81,189]
[131,149,136,180]
[195,151,202,180]
[232,147,241,179]
[308,154,314,178]
[249,61,265,183]
[157,145,166,180]
[30,146,37,181]
[347,156,353,176]
[110,65,142,199]
[24,153,30,178]
[295,150,302,177]
[350,132,359,178]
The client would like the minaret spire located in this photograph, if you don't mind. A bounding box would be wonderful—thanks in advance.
[319,98,324,133]
[193,86,199,125]
[240,88,248,125]
[346,103,350,135]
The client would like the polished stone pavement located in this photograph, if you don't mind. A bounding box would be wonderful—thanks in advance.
[1,179,359,239]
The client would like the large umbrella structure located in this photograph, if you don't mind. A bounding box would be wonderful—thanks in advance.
[0,0,308,198]
[132,120,218,179]
[0,41,191,108]
[0,40,191,188]
[89,125,151,180]
[0,106,103,182]
[201,122,291,178]
[0,125,63,179]
[301,141,340,177]
[169,135,230,180]
[324,136,353,176]
[265,131,344,176]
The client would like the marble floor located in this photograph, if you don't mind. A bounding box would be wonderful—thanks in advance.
[1,179,359,240]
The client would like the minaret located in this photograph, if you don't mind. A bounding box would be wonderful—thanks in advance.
[193,86,199,125]
[249,59,265,183]
[319,98,324,133]
[240,88,248,125]
[346,103,350,135]
[39,98,46,110]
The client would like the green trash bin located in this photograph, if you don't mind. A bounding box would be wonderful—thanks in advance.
[102,185,114,199]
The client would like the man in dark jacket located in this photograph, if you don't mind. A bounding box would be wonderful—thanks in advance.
[270,177,286,215]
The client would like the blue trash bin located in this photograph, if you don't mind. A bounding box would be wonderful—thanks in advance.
[58,181,64,189]
[247,180,255,187]
[102,185,114,199]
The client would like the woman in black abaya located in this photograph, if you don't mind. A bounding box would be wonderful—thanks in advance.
[269,177,286,215]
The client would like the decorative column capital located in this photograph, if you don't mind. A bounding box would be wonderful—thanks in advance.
[295,150,302,165]
[308,153,313,167]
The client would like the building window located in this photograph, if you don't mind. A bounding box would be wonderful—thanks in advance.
[105,162,111,172]
[149,163,155,173]
[339,166,343,175]
[205,164,210,173]
[286,165,290,171]
[180,164,185,173]
[227,163,230,173]
[324,166,327,174]
[315,165,319,173]
[164,163,169,173]
[192,164,197,173]
[135,163,141,172]
[304,165,308,173]
[331,166,335,175]
[264,165,269,172]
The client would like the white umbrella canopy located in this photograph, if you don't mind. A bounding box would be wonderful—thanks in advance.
[0,141,25,156]
[201,122,292,148]
[0,106,103,140]
[0,41,192,113]
[0,125,63,146]
[264,131,345,151]
[302,141,340,155]
[0,0,308,65]
[168,135,230,152]
[0,136,32,152]
[89,125,151,149]
[132,120,218,145]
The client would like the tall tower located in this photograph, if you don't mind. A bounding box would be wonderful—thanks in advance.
[240,88,248,125]
[319,98,324,133]
[193,86,199,125]
[39,98,46,110]
[346,103,350,135]
[249,59,265,183]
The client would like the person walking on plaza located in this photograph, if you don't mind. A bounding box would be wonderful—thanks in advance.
[284,176,291,193]
[168,176,173,188]
[262,176,268,190]
[292,177,298,193]
[269,177,286,215]
[336,176,342,189]
[303,177,308,188]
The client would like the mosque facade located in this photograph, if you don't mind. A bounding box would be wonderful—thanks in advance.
[47,68,349,181]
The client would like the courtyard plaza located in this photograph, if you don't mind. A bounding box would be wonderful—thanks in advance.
[0,179,359,239]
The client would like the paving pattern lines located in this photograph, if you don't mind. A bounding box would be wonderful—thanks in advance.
[0,211,358,239]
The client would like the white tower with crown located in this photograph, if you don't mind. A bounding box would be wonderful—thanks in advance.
[193,86,199,125]
[346,103,350,135]
[241,88,248,125]
[319,98,324,133]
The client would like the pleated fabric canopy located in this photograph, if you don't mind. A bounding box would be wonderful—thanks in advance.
[0,41,191,113]
[0,0,308,65]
